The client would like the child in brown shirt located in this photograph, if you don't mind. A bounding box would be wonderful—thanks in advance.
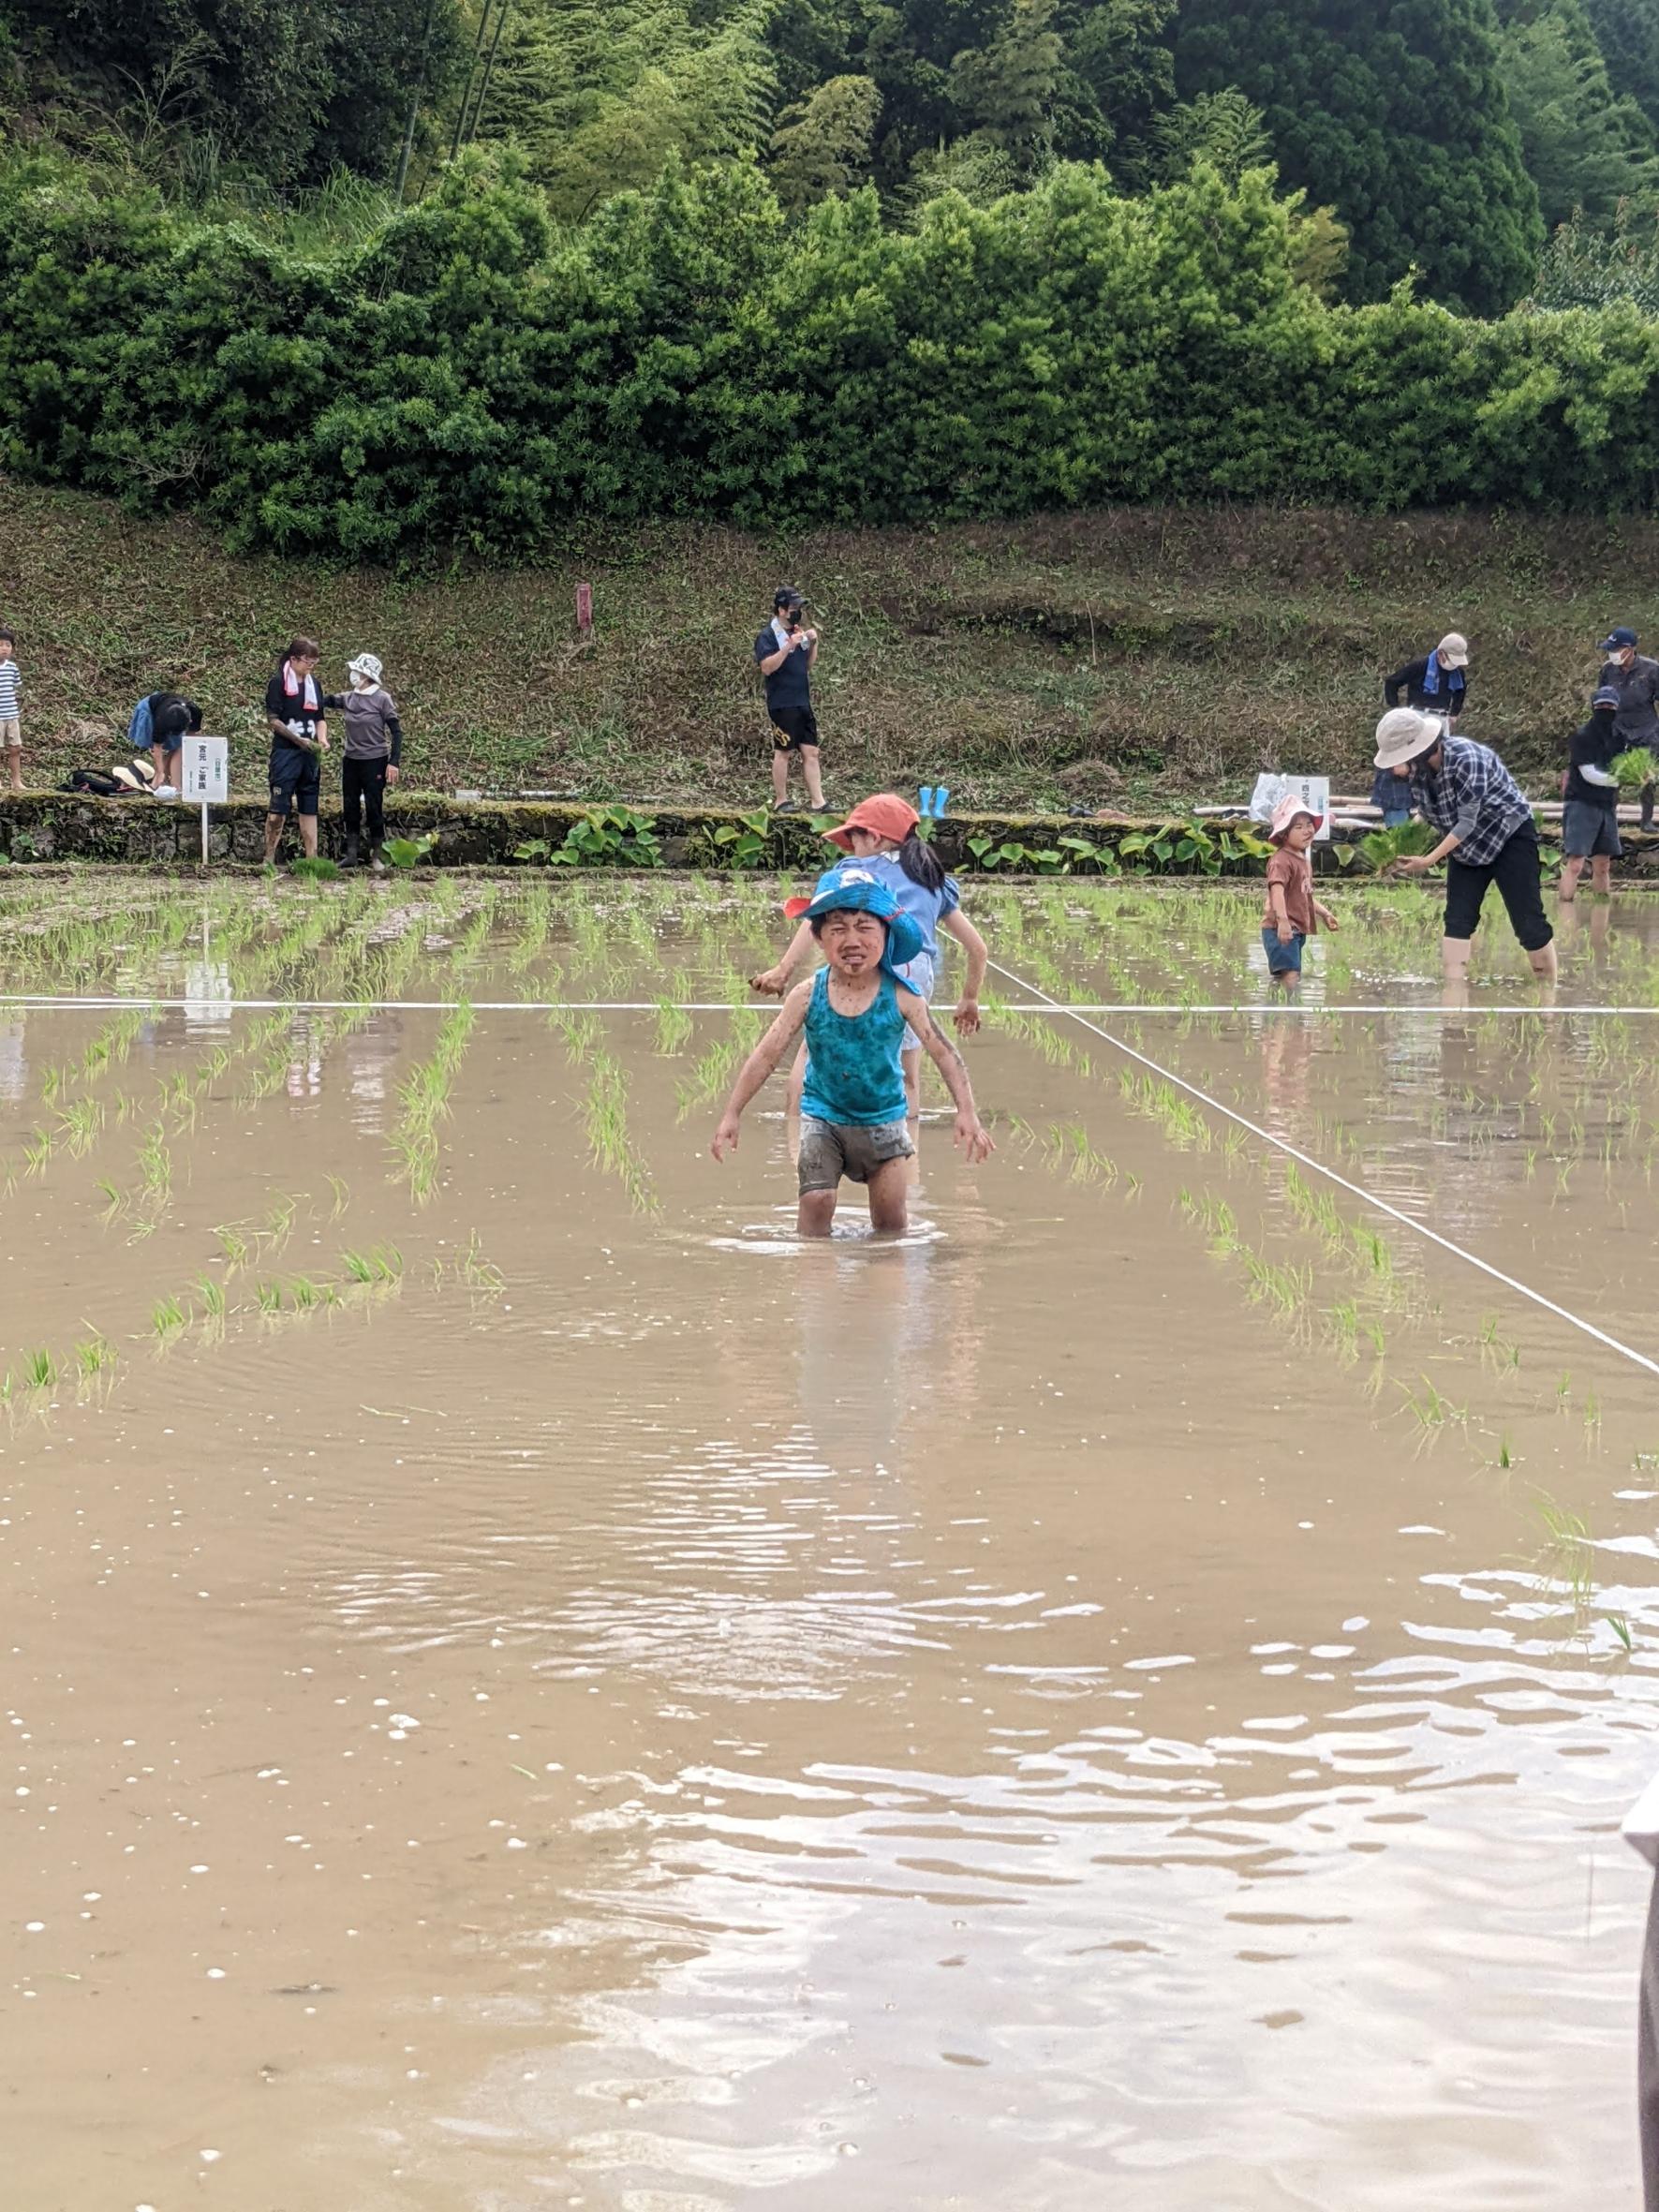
[1262,796,1339,987]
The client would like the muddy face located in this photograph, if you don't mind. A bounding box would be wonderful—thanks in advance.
[0,874,1654,2210]
[816,907,887,974]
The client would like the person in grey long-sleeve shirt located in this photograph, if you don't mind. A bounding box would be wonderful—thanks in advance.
[322,652,404,868]
[1597,626,1659,827]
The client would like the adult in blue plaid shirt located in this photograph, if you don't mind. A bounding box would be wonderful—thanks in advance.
[1373,708,1557,985]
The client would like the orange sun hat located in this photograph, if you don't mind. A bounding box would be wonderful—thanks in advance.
[822,794,921,852]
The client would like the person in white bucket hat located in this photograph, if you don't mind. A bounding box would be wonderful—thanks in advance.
[323,653,403,870]
[1373,707,1556,984]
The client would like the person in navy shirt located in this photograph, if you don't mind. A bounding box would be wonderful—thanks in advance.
[755,586,824,813]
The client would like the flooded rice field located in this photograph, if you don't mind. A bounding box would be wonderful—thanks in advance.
[4,870,1659,2210]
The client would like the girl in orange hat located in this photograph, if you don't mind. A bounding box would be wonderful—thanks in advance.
[751,794,989,1114]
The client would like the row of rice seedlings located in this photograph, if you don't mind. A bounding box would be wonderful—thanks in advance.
[387,1002,476,1201]
[653,985,694,1056]
[582,1050,657,1213]
[1042,1120,1121,1188]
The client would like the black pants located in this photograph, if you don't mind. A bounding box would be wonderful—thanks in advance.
[342,756,389,845]
[1443,822,1553,952]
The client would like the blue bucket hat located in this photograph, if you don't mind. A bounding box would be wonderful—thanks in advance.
[784,871,926,973]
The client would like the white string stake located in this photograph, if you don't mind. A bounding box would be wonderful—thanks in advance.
[985,955,1659,1384]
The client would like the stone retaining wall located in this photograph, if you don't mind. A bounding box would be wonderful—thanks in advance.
[0,794,1653,876]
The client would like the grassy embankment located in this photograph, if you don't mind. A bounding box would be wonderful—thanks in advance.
[4,480,1654,812]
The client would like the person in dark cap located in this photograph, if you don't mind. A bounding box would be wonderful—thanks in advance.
[1560,685,1623,902]
[1597,627,1659,829]
[754,585,824,814]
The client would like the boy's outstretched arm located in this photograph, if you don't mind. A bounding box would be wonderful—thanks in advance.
[899,989,995,1164]
[750,918,815,996]
[712,983,812,1159]
[939,908,988,1033]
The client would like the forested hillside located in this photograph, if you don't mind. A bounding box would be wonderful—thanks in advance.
[3,0,1659,562]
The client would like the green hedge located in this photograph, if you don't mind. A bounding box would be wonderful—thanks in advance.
[5,146,1659,560]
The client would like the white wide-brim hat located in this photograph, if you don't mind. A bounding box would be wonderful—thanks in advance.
[1374,706,1444,770]
[348,653,383,685]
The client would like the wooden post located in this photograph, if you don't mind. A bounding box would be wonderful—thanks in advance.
[576,582,593,637]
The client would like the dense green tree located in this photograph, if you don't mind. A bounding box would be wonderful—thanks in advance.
[769,72,881,212]
[1056,0,1174,179]
[766,0,1175,196]
[3,0,320,176]
[949,0,1063,169]
[1149,89,1271,184]
[0,0,463,183]
[1494,0,1658,230]
[478,0,773,218]
[1584,0,1659,135]
[1172,0,1544,312]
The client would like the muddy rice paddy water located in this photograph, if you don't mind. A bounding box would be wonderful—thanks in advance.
[4,870,1659,2210]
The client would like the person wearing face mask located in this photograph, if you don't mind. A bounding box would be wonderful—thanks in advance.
[1596,627,1659,829]
[322,653,403,870]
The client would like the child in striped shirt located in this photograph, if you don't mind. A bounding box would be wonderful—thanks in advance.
[0,630,20,794]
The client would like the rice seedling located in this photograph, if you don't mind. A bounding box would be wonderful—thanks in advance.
[258,1194,300,1255]
[197,1277,227,1320]
[256,1282,284,1314]
[22,1347,57,1391]
[654,997,694,1056]
[340,1244,403,1284]
[151,1295,187,1340]
[460,1230,505,1290]
[325,1173,349,1218]
[1528,1495,1634,1651]
[137,1127,170,1203]
[73,1334,116,1382]
[214,1222,251,1270]
[1399,1374,1467,1431]
[1326,1300,1359,1356]
[288,1276,323,1311]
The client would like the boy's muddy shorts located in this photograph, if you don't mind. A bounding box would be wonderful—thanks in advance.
[798,1117,913,1195]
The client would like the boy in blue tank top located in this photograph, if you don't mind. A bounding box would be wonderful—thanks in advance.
[712,878,993,1236]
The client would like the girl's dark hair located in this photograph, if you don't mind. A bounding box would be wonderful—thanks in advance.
[185,700,203,732]
[0,629,14,646]
[896,828,947,894]
[287,636,320,661]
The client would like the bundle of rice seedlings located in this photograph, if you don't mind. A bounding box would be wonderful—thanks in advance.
[1354,819,1440,873]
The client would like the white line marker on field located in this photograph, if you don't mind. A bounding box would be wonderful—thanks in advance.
[985,955,1659,1384]
[3,994,1659,1017]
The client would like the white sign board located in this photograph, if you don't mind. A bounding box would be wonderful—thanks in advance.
[1248,772,1333,844]
[182,735,230,806]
